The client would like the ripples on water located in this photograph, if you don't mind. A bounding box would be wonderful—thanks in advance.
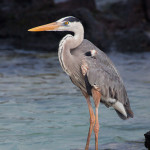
[0,50,149,150]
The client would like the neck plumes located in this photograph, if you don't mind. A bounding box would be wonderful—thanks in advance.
[58,22,84,75]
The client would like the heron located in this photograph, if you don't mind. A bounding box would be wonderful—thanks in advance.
[28,16,133,150]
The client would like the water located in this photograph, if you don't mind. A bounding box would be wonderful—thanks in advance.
[0,50,149,150]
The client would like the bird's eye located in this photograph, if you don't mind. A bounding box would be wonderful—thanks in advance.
[64,21,69,25]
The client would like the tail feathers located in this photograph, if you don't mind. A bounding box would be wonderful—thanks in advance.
[115,109,127,120]
[125,106,134,118]
[113,101,134,120]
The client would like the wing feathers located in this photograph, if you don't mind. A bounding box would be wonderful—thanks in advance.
[82,47,133,119]
[112,101,127,118]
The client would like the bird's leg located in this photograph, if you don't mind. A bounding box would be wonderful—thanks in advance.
[85,96,95,150]
[92,89,101,150]
[82,92,95,150]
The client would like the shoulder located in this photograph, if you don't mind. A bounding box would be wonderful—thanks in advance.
[71,39,102,56]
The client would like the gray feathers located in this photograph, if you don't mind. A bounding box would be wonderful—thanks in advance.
[70,39,133,119]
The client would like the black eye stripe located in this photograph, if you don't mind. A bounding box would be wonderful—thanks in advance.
[63,17,80,23]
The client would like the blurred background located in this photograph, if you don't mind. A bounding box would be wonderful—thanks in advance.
[0,0,150,150]
[0,0,150,52]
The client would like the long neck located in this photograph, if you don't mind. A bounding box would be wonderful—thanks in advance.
[58,23,84,75]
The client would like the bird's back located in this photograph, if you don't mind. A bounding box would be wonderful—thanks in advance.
[71,39,133,120]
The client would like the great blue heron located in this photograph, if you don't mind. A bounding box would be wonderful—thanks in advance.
[28,16,133,150]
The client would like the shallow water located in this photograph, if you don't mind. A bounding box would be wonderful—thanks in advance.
[0,50,149,150]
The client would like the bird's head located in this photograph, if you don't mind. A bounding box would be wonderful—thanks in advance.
[28,16,82,33]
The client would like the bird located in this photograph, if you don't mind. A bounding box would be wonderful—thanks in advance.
[28,16,133,150]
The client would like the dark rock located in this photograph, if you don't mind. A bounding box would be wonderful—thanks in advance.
[0,0,150,53]
[144,131,150,150]
[68,0,96,11]
[0,0,103,51]
[113,28,150,52]
[56,0,96,12]
[94,0,150,52]
[142,0,150,22]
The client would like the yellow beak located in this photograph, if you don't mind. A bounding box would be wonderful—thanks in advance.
[28,22,60,32]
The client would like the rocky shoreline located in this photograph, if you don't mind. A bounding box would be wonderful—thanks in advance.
[0,0,150,52]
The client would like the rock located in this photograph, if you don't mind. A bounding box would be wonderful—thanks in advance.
[0,0,103,51]
[68,0,96,11]
[94,0,150,52]
[144,131,150,150]
[0,0,150,52]
[113,28,150,52]
[56,0,96,12]
[142,0,150,22]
